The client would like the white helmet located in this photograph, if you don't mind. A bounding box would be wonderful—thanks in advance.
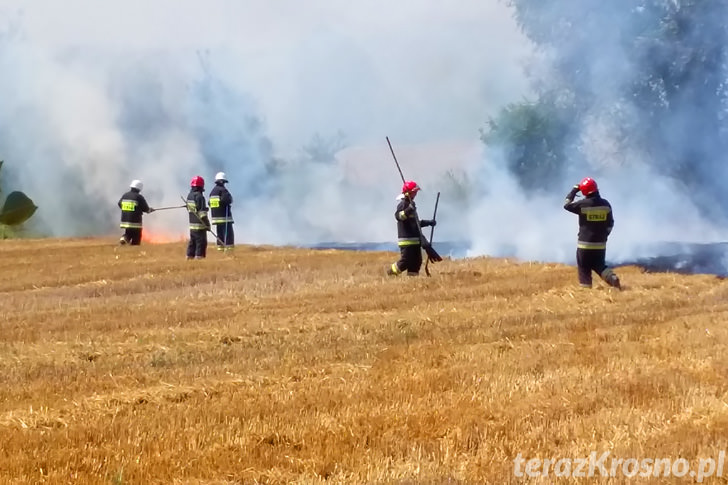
[130,179,143,191]
[215,171,228,183]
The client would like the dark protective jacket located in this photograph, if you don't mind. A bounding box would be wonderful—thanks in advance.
[395,195,433,247]
[186,187,210,231]
[118,188,150,229]
[564,190,614,249]
[209,182,234,224]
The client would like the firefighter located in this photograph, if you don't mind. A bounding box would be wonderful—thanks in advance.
[387,180,436,276]
[118,179,154,245]
[209,171,234,251]
[563,177,621,289]
[185,175,210,259]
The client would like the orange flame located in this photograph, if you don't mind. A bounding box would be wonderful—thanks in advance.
[141,231,185,244]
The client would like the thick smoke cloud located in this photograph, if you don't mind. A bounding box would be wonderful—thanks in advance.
[0,0,531,244]
[4,0,723,272]
[466,0,728,267]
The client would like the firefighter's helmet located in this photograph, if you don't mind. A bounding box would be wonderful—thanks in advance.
[190,175,205,188]
[215,172,228,183]
[579,177,598,196]
[130,179,143,191]
[402,180,420,194]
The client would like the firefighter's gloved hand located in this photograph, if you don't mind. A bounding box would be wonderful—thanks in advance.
[420,219,436,227]
[148,208,156,213]
[567,185,580,198]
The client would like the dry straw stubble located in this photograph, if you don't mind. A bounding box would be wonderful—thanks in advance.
[0,238,727,483]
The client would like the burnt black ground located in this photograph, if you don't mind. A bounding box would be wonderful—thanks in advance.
[305,241,728,277]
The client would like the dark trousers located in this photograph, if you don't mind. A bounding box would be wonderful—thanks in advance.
[576,248,617,287]
[122,228,142,245]
[215,223,234,248]
[187,230,208,258]
[392,245,423,275]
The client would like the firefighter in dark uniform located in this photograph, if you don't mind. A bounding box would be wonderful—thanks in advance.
[210,171,234,251]
[186,175,210,259]
[387,180,437,276]
[118,179,154,245]
[563,177,621,289]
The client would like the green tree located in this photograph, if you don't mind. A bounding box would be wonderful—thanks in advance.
[481,96,571,191]
[486,0,728,203]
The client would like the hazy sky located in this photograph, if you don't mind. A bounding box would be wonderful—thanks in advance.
[0,0,532,152]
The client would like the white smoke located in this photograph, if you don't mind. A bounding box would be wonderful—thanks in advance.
[5,0,721,271]
[463,1,728,268]
[0,0,532,243]
[464,118,728,265]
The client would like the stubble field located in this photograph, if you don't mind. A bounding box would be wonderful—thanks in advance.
[1,238,728,484]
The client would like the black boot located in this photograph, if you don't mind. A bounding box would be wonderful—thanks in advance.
[610,274,621,290]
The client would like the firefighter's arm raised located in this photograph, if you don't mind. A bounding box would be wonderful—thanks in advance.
[395,199,416,221]
[563,185,581,213]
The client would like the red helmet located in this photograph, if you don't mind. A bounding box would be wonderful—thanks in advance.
[402,180,420,194]
[579,177,598,196]
[190,175,205,188]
